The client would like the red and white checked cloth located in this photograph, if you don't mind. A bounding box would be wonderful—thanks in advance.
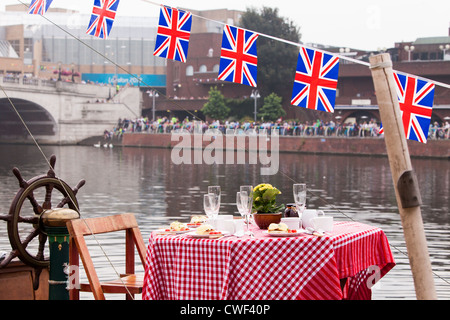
[142,221,395,300]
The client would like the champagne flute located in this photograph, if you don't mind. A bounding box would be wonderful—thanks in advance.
[239,185,254,236]
[203,194,214,219]
[236,192,245,216]
[235,192,246,236]
[293,183,306,228]
[207,185,221,220]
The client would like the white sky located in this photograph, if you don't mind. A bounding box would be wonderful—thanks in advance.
[1,0,449,51]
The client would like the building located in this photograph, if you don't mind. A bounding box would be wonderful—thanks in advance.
[0,4,166,89]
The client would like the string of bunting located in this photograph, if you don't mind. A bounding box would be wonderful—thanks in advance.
[27,0,450,143]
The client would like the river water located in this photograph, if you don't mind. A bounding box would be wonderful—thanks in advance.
[0,143,448,300]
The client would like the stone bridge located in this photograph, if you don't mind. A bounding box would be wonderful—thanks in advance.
[0,76,141,144]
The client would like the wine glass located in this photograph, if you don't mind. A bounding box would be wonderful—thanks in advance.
[293,183,306,227]
[239,185,254,236]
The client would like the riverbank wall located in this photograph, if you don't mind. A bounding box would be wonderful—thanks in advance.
[118,133,450,159]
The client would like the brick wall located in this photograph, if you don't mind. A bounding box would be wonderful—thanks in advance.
[122,133,450,159]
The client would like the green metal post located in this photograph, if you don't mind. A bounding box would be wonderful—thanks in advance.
[46,226,71,300]
[40,208,79,300]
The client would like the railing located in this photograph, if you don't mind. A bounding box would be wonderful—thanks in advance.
[0,75,56,87]
[2,76,19,84]
[110,120,450,141]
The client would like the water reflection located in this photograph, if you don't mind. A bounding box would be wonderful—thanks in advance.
[0,144,448,299]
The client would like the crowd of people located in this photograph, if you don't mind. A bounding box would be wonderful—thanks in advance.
[104,116,450,141]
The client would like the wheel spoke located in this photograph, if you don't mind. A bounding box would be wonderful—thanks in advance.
[57,180,85,208]
[42,183,54,210]
[17,215,39,224]
[27,192,43,215]
[21,228,40,249]
[36,233,47,261]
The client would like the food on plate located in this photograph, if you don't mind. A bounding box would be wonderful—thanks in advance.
[195,224,222,237]
[190,215,207,223]
[195,224,215,235]
[268,222,297,233]
[268,223,288,232]
[166,221,189,232]
[189,215,207,226]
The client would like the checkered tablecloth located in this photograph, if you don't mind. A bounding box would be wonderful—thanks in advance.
[142,221,395,300]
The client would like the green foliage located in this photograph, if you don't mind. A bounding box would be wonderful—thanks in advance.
[201,87,230,120]
[253,183,284,213]
[226,98,254,120]
[240,7,301,100]
[259,93,286,121]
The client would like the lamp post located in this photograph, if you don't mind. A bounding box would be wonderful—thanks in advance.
[105,45,117,88]
[57,61,62,81]
[147,90,159,121]
[71,63,75,83]
[404,45,415,61]
[439,44,450,60]
[250,89,260,122]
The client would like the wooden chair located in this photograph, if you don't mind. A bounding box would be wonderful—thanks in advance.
[67,213,146,300]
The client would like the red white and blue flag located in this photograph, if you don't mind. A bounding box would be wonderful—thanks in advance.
[153,6,192,63]
[218,25,259,87]
[28,0,53,15]
[391,72,435,143]
[86,0,120,39]
[291,47,340,113]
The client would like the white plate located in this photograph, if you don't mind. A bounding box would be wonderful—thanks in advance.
[264,229,306,237]
[186,223,203,229]
[186,231,229,239]
[157,228,192,234]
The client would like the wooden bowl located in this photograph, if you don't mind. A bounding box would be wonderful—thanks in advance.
[253,212,282,229]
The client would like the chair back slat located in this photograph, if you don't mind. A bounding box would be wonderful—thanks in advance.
[68,213,139,236]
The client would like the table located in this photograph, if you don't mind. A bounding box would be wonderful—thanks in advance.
[142,221,395,300]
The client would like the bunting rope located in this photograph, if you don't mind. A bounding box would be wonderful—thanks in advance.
[139,0,450,90]
[140,0,372,68]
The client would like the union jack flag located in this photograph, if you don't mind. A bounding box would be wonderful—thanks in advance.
[291,47,340,113]
[153,6,192,62]
[86,0,120,39]
[218,25,259,87]
[391,72,435,143]
[28,0,53,15]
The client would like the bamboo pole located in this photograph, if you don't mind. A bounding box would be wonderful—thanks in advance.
[369,53,436,300]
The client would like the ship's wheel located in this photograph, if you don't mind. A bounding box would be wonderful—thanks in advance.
[0,155,85,275]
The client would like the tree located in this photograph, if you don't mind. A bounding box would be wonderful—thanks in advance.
[258,93,285,121]
[226,97,254,120]
[240,7,301,103]
[201,86,230,120]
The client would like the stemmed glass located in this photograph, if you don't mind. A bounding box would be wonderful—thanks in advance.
[207,185,221,222]
[236,192,248,232]
[293,183,306,228]
[203,194,215,220]
[239,185,254,237]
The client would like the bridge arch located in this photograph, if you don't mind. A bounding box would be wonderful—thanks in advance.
[0,98,57,138]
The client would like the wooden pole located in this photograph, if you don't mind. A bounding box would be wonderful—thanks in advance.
[369,53,436,300]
